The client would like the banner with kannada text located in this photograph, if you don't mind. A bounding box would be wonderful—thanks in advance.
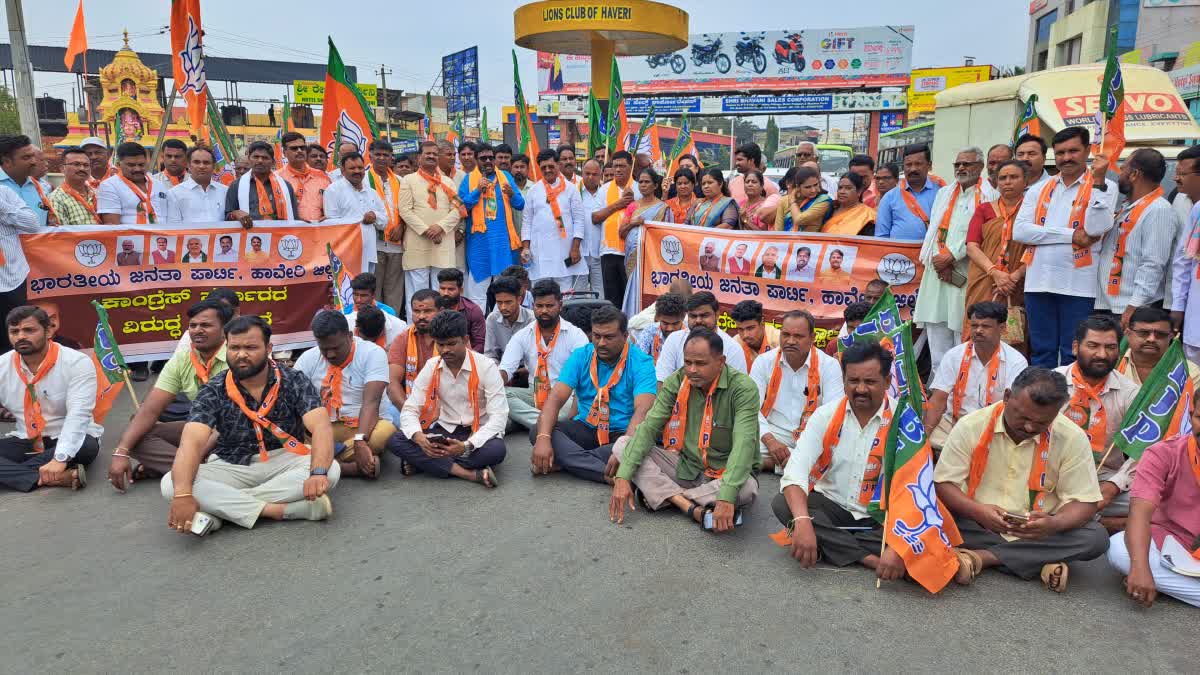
[22,222,363,362]
[636,221,923,349]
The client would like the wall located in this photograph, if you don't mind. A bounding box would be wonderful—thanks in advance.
[1133,1,1199,61]
[1047,0,1110,68]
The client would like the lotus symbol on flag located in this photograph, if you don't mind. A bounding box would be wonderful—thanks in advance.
[891,457,952,554]
[177,17,206,95]
[338,112,368,154]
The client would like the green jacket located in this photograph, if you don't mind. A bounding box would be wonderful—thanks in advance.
[617,366,761,502]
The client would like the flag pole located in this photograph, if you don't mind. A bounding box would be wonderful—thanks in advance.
[1094,442,1116,473]
[149,88,179,171]
[120,368,141,409]
[876,535,887,589]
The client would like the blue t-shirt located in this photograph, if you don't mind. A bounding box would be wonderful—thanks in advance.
[557,343,658,432]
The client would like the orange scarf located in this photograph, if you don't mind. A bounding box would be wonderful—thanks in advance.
[602,179,631,250]
[664,374,724,479]
[402,328,438,393]
[808,396,892,501]
[739,335,771,369]
[1106,187,1164,296]
[418,352,480,432]
[15,342,60,453]
[253,173,290,220]
[224,364,311,462]
[32,179,57,224]
[1023,173,1095,268]
[759,346,822,441]
[666,195,695,223]
[585,341,629,444]
[933,180,982,257]
[543,178,568,238]
[898,175,944,225]
[161,172,185,187]
[467,169,519,248]
[119,174,156,224]
[60,183,99,222]
[1064,364,1107,461]
[992,198,1021,272]
[369,167,403,240]
[651,332,664,363]
[419,168,467,217]
[356,328,386,349]
[533,322,561,408]
[189,348,220,384]
[87,166,117,191]
[967,403,1050,512]
[320,342,356,425]
[951,343,1001,421]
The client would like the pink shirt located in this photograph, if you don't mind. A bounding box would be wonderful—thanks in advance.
[728,174,780,204]
[1129,434,1200,549]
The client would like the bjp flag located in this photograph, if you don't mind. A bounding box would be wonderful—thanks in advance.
[169,0,207,136]
[318,38,379,164]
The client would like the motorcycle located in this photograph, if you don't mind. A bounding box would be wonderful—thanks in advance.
[773,33,806,72]
[646,51,686,75]
[690,37,731,74]
[735,33,767,74]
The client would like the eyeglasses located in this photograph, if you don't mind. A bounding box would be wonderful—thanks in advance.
[477,155,495,162]
[286,145,307,152]
[1130,328,1172,340]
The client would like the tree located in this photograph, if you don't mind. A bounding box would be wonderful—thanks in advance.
[732,118,758,146]
[764,116,779,165]
[0,88,20,135]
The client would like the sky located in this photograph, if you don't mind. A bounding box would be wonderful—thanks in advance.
[7,0,1031,127]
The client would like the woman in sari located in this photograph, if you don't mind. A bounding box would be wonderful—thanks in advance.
[665,168,697,224]
[665,154,700,199]
[965,159,1029,347]
[688,167,739,228]
[775,166,831,232]
[822,172,876,236]
[620,168,672,278]
[738,170,781,231]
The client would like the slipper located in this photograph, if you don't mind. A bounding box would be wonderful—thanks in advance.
[400,460,416,477]
[954,549,983,586]
[477,467,498,489]
[73,465,87,490]
[1041,562,1069,593]
[131,463,152,482]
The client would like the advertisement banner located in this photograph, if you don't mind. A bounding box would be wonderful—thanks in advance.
[22,222,364,362]
[293,79,377,106]
[637,222,923,348]
[539,25,915,96]
[907,65,993,118]
[442,46,480,117]
[623,92,908,116]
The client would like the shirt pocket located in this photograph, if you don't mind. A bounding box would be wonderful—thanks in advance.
[710,423,734,453]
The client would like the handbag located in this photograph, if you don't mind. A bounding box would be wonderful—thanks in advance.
[1002,299,1026,346]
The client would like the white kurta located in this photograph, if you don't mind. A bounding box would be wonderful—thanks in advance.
[913,181,995,330]
[323,177,389,274]
[521,177,588,281]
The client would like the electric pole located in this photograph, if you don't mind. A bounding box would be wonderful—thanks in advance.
[5,0,41,145]
[377,65,393,140]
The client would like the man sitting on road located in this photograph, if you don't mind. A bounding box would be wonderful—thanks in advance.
[634,292,686,364]
[531,305,656,483]
[346,272,405,344]
[389,310,508,488]
[295,311,394,480]
[110,299,231,492]
[935,367,1109,592]
[161,316,339,536]
[731,300,779,369]
[610,328,760,532]
[1116,306,1200,387]
[484,275,533,363]
[499,280,588,430]
[752,310,843,475]
[353,306,390,351]
[386,289,440,422]
[923,302,1028,450]
[654,292,748,385]
[437,268,486,352]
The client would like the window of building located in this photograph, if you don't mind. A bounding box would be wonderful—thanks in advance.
[1066,0,1075,14]
[1116,0,1140,54]
[1035,10,1058,45]
[1058,36,1084,66]
[1036,50,1049,72]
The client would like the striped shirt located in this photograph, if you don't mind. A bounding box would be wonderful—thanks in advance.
[0,184,44,292]
[48,184,99,225]
[1094,194,1177,313]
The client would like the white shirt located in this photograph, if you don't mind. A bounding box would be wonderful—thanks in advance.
[655,327,749,382]
[323,177,389,274]
[166,177,229,223]
[782,396,896,519]
[1171,201,1200,348]
[750,347,844,442]
[929,341,1027,424]
[580,184,606,259]
[597,179,642,257]
[399,350,509,449]
[212,245,239,263]
[1094,194,1177,313]
[347,310,407,349]
[522,178,588,280]
[0,345,101,458]
[1166,192,1194,305]
[293,337,389,422]
[499,319,588,381]
[1013,172,1119,297]
[0,183,44,292]
[96,174,170,223]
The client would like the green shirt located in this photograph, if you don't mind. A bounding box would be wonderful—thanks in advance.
[155,344,229,400]
[617,366,761,502]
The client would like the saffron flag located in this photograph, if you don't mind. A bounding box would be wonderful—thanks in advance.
[606,57,630,154]
[587,88,606,159]
[317,38,379,164]
[481,108,491,144]
[326,243,353,312]
[64,0,87,71]
[1114,339,1194,461]
[90,300,126,423]
[512,50,542,182]
[1012,94,1040,145]
[665,112,700,177]
[867,399,964,594]
[1094,33,1126,165]
[839,290,924,417]
[169,0,207,136]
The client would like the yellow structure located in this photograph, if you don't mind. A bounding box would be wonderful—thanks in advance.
[96,33,166,144]
[513,0,687,101]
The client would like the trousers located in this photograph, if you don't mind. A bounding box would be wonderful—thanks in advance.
[0,435,99,492]
[956,517,1109,580]
[404,266,447,319]
[1106,532,1200,607]
[130,421,188,475]
[612,442,757,510]
[771,491,884,567]
[600,253,627,308]
[375,251,406,317]
[386,425,506,478]
[583,256,604,296]
[1025,292,1095,368]
[924,323,961,373]
[159,449,341,529]
[464,273,493,309]
[506,386,570,430]
[331,420,396,460]
[534,418,617,484]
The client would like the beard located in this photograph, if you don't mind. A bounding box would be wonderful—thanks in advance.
[231,356,268,380]
[1077,355,1116,380]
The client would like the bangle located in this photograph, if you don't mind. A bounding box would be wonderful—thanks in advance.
[172,492,193,499]
[536,433,552,439]
[787,515,813,532]
[112,450,131,458]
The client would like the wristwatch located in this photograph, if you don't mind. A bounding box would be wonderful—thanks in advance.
[54,451,70,463]
[310,467,329,477]
[352,433,366,442]
[463,441,475,454]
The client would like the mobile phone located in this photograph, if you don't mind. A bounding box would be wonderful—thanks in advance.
[1003,511,1029,524]
[703,509,745,530]
[425,434,448,445]
[564,256,576,267]
[190,512,216,537]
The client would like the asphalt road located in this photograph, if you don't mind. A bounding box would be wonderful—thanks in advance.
[1,379,1195,674]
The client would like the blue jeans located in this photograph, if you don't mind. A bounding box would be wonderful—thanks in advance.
[1025,292,1095,368]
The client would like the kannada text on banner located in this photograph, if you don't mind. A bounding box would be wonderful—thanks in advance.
[22,222,364,362]
[637,221,924,348]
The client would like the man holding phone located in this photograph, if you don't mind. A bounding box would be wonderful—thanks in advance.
[935,367,1109,593]
[520,149,588,290]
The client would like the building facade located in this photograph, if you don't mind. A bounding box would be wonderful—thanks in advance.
[1027,0,1197,73]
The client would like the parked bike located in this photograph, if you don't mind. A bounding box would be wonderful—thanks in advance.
[773,33,806,72]
[735,33,767,74]
[690,37,731,74]
[646,51,686,74]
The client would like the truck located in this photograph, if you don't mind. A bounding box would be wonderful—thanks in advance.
[931,63,1200,188]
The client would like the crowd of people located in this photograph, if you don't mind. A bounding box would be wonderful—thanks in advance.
[0,126,1198,608]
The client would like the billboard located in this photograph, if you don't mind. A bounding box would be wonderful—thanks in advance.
[538,25,915,96]
[442,47,480,117]
[623,91,907,115]
[293,80,376,106]
[907,65,993,118]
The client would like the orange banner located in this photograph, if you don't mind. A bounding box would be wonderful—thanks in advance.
[23,222,363,361]
[636,222,924,348]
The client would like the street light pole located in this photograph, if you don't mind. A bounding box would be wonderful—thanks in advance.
[377,65,393,141]
[5,0,42,145]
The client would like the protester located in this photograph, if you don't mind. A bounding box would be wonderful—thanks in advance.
[578,158,607,296]
[327,142,358,181]
[848,154,878,208]
[308,144,329,174]
[499,280,588,429]
[665,167,698,223]
[964,160,1029,339]
[730,300,779,368]
[737,170,780,231]
[635,291,686,364]
[346,273,406,348]
[458,141,477,176]
[1118,306,1200,386]
[484,275,534,362]
[0,306,99,492]
[79,136,115,189]
[323,151,388,274]
[152,138,189,188]
[522,149,588,289]
[823,172,875,235]
[366,140,405,309]
[398,141,464,315]
[594,150,640,307]
[610,328,759,531]
[166,146,228,223]
[1014,127,1118,368]
[436,268,485,352]
[226,142,298,224]
[48,146,100,225]
[437,140,463,186]
[98,142,169,224]
[690,167,739,229]
[390,310,507,487]
[461,143,524,306]
[935,367,1109,592]
[752,310,843,475]
[729,142,781,202]
[353,306,389,350]
[387,289,440,415]
[557,145,580,187]
[985,144,1014,190]
[276,131,331,222]
[873,162,900,202]
[1014,134,1050,185]
[655,292,749,382]
[875,144,942,240]
[531,305,656,482]
[1169,145,1200,364]
[775,166,830,232]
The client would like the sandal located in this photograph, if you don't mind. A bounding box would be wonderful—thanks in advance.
[1041,562,1069,593]
[400,460,416,477]
[476,467,498,489]
[73,466,86,490]
[131,463,152,482]
[954,549,983,586]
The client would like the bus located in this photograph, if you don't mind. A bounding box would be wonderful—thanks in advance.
[877,121,934,169]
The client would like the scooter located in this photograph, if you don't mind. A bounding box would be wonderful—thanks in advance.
[773,33,806,72]
[646,51,686,75]
[735,33,767,74]
[691,37,731,74]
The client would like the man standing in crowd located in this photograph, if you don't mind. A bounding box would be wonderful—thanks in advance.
[792,142,838,194]
[1014,134,1050,185]
[324,152,388,274]
[729,143,780,202]
[308,144,329,174]
[49,147,99,225]
[227,142,298,224]
[152,139,189,188]
[460,143,524,306]
[437,269,485,352]
[367,140,405,310]
[98,142,169,224]
[655,292,748,383]
[80,136,115,189]
[875,144,941,241]
[1170,145,1200,363]
[578,158,607,296]
[327,141,358,181]
[484,276,533,362]
[594,151,640,307]
[986,144,1014,190]
[277,131,331,222]
[873,163,900,202]
[166,146,228,223]
[399,141,463,315]
[521,149,587,289]
[558,145,581,188]
[1014,127,1118,368]
[458,141,477,176]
